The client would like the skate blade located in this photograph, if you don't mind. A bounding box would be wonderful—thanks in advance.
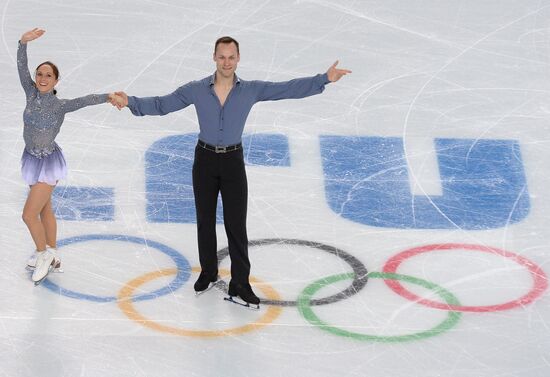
[224,296,260,310]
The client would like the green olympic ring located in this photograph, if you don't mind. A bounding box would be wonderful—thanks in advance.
[297,272,462,342]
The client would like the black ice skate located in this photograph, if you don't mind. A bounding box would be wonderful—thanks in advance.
[194,272,218,296]
[224,281,260,309]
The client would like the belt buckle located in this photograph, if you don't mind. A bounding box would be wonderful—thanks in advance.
[215,145,227,153]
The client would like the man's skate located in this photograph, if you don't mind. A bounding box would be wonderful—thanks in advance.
[224,281,260,309]
[31,249,60,286]
[194,272,219,296]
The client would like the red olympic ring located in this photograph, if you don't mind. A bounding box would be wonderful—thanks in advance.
[382,243,548,312]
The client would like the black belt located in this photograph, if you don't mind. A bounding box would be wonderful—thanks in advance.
[197,140,242,153]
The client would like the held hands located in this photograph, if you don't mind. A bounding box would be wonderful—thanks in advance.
[21,28,45,44]
[326,60,351,82]
[108,92,128,110]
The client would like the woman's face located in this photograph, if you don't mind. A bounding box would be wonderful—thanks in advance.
[35,64,58,94]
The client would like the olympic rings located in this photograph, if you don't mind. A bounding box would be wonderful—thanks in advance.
[35,232,548,342]
[382,243,548,312]
[216,238,369,306]
[117,267,283,337]
[41,234,191,302]
[297,272,462,342]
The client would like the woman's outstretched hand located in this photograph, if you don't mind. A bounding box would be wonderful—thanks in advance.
[21,28,45,44]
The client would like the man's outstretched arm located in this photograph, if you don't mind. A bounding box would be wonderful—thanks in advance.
[255,60,351,102]
[111,84,194,116]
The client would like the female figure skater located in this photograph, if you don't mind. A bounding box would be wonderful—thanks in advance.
[18,28,117,284]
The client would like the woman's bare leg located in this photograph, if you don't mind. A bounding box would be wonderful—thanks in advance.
[22,183,55,251]
[40,196,57,248]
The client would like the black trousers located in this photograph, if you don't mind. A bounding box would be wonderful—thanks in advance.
[192,144,250,284]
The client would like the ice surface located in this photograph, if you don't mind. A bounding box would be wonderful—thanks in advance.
[1,1,549,376]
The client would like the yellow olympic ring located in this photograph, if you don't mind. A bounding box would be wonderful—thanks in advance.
[117,267,283,337]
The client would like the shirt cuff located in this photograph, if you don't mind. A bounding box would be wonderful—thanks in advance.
[127,96,136,109]
[320,72,330,85]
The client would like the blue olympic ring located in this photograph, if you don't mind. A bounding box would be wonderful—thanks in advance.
[41,234,191,302]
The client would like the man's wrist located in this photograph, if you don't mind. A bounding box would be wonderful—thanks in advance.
[320,72,331,84]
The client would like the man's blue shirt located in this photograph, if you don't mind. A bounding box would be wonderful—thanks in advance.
[127,72,331,146]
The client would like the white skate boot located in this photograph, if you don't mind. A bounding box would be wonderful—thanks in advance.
[27,247,62,273]
[31,249,60,285]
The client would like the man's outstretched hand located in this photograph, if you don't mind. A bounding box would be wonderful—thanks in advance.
[326,60,351,82]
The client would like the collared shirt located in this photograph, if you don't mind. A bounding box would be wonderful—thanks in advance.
[17,41,109,158]
[127,72,331,146]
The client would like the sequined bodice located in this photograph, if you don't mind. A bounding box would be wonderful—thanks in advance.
[23,90,64,157]
[17,41,108,158]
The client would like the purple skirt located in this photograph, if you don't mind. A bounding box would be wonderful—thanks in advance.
[21,147,67,186]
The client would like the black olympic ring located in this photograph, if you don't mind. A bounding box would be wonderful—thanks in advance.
[216,238,369,306]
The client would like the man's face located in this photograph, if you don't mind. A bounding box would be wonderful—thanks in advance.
[213,42,240,79]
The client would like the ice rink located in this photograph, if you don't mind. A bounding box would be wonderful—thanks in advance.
[1,1,550,376]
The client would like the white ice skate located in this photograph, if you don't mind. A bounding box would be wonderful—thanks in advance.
[31,249,60,285]
[26,248,62,273]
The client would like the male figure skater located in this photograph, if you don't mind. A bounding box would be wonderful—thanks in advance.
[113,36,351,308]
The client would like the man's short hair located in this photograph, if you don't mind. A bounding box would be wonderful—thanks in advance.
[214,36,239,54]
